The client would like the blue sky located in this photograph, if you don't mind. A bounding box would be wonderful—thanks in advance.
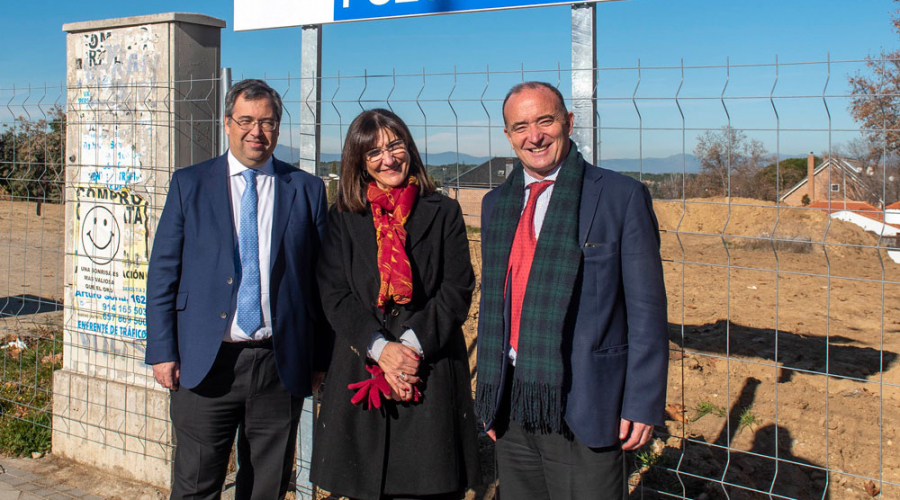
[1,0,898,160]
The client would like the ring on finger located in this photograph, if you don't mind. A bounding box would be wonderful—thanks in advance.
[399,372,407,382]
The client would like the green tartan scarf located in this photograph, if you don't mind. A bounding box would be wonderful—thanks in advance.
[475,143,585,434]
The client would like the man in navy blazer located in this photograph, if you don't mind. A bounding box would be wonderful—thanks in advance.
[475,82,668,499]
[146,79,329,500]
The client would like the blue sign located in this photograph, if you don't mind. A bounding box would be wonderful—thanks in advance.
[335,0,613,23]
[234,0,618,31]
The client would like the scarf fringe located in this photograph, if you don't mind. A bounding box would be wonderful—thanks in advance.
[474,381,565,434]
[509,380,564,434]
[474,383,499,426]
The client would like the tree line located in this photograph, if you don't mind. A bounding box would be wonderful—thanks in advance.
[0,106,66,212]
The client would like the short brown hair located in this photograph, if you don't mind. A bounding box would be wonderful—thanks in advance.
[336,109,436,213]
[225,79,283,121]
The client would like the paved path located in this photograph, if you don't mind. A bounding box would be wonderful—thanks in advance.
[0,461,102,500]
[0,455,165,500]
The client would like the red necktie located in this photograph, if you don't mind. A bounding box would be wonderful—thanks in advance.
[507,180,555,352]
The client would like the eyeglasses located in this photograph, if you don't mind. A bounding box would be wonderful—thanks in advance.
[229,117,278,132]
[365,140,408,163]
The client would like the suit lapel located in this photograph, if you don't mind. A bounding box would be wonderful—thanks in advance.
[406,194,440,249]
[207,156,235,254]
[579,165,604,247]
[346,208,380,299]
[270,159,296,268]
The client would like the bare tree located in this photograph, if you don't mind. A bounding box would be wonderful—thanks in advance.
[835,137,900,206]
[848,1,900,158]
[691,126,770,199]
[0,105,66,214]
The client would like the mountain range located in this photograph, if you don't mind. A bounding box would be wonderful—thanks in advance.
[275,145,491,168]
[275,145,808,175]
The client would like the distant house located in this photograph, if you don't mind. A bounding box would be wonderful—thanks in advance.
[780,154,872,207]
[886,201,900,229]
[446,157,517,188]
[806,200,883,221]
[444,157,518,228]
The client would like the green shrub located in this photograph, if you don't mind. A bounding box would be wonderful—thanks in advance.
[0,328,62,456]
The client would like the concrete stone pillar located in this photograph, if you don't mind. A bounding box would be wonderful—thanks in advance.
[55,13,224,488]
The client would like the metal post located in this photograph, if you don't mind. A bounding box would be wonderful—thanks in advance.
[300,25,323,176]
[296,396,316,500]
[296,27,323,498]
[219,67,232,156]
[571,3,598,165]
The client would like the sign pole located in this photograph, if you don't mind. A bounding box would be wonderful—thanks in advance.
[297,27,323,500]
[300,25,323,175]
[219,67,232,156]
[571,3,598,165]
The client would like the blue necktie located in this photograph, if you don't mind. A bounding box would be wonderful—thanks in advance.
[237,169,262,336]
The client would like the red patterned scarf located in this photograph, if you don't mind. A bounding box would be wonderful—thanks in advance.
[366,176,419,311]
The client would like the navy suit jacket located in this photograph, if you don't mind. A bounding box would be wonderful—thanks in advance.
[145,154,329,398]
[480,156,668,448]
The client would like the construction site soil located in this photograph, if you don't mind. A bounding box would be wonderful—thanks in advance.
[1,198,897,499]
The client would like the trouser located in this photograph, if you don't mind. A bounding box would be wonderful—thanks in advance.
[169,341,304,500]
[493,368,625,500]
[336,493,463,500]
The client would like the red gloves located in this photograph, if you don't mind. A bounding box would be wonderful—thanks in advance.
[348,365,392,409]
[348,365,421,410]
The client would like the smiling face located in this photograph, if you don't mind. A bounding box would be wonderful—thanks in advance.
[87,212,114,250]
[226,94,279,168]
[364,128,410,190]
[503,86,575,180]
[81,206,120,265]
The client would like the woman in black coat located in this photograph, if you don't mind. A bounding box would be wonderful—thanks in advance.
[310,108,480,500]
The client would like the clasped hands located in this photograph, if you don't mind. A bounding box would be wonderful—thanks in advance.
[377,341,421,402]
[349,341,422,409]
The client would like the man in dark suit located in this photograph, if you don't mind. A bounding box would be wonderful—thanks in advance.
[146,79,329,500]
[475,81,668,499]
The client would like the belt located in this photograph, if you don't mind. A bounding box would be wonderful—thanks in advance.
[223,337,273,349]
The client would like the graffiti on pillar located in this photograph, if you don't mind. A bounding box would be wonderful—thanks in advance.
[72,185,150,340]
[76,28,159,78]
[83,31,111,67]
[73,25,159,190]
[79,122,147,189]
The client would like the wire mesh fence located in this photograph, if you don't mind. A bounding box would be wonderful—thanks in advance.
[2,54,899,499]
[0,82,66,456]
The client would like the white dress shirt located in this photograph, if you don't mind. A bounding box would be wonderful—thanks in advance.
[509,163,563,365]
[225,151,275,342]
[522,163,562,238]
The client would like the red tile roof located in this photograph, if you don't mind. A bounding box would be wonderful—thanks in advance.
[808,200,900,229]
[808,200,884,222]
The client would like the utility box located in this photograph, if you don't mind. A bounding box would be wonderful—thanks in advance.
[55,13,224,488]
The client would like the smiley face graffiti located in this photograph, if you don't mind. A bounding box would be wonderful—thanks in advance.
[81,206,121,265]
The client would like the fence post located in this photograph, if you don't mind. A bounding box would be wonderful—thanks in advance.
[299,25,323,176]
[571,3,597,165]
[57,13,224,488]
[219,67,232,156]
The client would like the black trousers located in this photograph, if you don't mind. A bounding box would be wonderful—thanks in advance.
[493,370,625,500]
[169,342,303,500]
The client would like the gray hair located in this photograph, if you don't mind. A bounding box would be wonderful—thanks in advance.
[224,79,283,121]
[502,81,568,125]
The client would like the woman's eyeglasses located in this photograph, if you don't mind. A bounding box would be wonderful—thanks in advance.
[365,140,408,163]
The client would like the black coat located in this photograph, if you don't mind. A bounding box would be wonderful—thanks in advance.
[310,192,481,500]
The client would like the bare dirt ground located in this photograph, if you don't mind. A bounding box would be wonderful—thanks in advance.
[2,197,898,500]
[0,199,65,342]
[464,198,900,500]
